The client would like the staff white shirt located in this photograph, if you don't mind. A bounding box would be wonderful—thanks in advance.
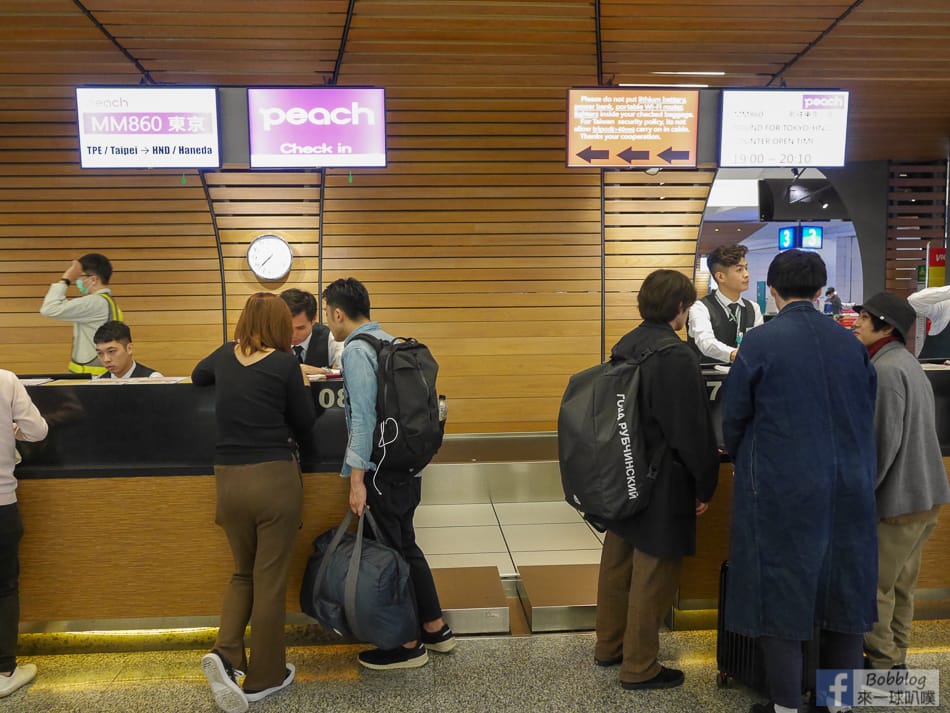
[688,290,764,363]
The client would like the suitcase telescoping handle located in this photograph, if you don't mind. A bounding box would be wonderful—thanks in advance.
[312,508,391,644]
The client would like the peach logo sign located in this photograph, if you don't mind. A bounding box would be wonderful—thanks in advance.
[248,87,386,168]
[567,89,699,168]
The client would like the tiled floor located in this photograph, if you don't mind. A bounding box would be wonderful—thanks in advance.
[9,622,950,713]
[414,501,603,577]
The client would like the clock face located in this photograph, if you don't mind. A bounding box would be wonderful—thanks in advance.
[247,234,293,281]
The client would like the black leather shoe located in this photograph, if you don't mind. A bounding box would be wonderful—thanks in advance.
[749,703,776,713]
[621,666,684,690]
[594,655,622,667]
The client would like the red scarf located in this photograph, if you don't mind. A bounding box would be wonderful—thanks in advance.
[867,335,900,359]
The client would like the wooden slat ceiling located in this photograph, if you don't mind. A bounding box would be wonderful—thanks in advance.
[0,0,947,161]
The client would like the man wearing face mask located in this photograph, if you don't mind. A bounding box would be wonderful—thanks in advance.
[40,254,122,376]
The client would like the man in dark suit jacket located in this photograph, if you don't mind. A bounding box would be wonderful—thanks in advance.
[280,288,336,374]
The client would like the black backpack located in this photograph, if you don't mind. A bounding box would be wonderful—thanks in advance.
[350,334,445,476]
[557,342,678,530]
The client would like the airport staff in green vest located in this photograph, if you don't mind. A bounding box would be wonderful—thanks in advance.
[40,253,122,376]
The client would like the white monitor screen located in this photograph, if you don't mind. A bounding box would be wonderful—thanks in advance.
[719,90,848,168]
[76,87,220,168]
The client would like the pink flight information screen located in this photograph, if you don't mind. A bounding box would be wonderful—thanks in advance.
[247,87,387,168]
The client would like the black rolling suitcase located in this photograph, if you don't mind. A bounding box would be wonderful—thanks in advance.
[716,560,819,703]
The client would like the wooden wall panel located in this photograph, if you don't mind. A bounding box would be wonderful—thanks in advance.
[603,169,716,350]
[885,162,948,297]
[321,110,602,431]
[204,171,322,337]
[0,155,220,377]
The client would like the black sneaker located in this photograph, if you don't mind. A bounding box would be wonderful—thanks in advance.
[200,650,248,713]
[595,654,623,667]
[420,624,457,653]
[621,666,684,690]
[358,643,429,670]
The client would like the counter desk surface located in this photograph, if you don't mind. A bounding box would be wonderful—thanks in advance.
[17,362,950,480]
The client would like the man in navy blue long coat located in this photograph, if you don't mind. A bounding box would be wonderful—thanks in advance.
[722,250,878,713]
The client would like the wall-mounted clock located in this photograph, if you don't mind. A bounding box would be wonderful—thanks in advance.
[247,233,293,281]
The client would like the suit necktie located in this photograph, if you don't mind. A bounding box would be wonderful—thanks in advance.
[293,345,304,363]
[727,302,740,323]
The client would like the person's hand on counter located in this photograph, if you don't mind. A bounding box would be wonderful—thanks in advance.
[300,364,331,377]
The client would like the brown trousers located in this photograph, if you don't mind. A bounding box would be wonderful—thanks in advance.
[212,460,302,692]
[864,507,940,669]
[595,530,682,683]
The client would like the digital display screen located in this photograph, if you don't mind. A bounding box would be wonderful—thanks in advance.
[778,226,797,250]
[247,87,386,168]
[801,225,824,249]
[719,90,849,168]
[76,87,220,168]
[567,88,699,168]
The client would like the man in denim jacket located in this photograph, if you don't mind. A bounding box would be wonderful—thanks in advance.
[322,278,455,671]
[723,251,878,713]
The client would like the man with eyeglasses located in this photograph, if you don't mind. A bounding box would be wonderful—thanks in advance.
[40,253,122,376]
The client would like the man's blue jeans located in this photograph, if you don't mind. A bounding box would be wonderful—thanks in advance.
[0,502,23,673]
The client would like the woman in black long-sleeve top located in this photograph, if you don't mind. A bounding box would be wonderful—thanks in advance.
[193,292,316,713]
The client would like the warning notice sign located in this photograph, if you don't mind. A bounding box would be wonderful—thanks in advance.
[567,88,699,169]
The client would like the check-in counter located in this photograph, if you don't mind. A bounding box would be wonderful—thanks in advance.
[676,367,950,612]
[16,379,353,626]
[13,365,950,629]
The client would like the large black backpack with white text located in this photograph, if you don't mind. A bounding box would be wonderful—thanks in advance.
[557,342,678,530]
[350,334,445,476]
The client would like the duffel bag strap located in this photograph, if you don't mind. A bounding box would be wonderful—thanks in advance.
[312,511,354,607]
[344,512,369,643]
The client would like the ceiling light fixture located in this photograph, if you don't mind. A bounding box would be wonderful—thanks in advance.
[619,82,709,88]
[651,71,725,77]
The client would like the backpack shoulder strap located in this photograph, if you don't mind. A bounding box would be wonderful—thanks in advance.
[349,332,383,353]
[628,337,681,365]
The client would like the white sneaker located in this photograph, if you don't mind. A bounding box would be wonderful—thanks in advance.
[200,652,248,713]
[245,663,295,702]
[0,663,37,698]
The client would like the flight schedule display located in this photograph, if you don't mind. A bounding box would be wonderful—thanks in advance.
[76,87,220,169]
[719,89,849,168]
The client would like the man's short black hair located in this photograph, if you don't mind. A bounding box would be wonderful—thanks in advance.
[767,249,827,300]
[94,320,132,345]
[638,269,696,323]
[322,277,371,320]
[280,288,318,321]
[79,253,113,284]
[707,243,748,277]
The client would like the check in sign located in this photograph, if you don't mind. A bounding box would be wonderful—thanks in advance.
[247,87,387,168]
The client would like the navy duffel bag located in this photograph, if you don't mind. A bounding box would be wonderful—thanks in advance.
[300,509,419,650]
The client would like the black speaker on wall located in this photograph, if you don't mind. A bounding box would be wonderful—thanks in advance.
[758,179,849,221]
